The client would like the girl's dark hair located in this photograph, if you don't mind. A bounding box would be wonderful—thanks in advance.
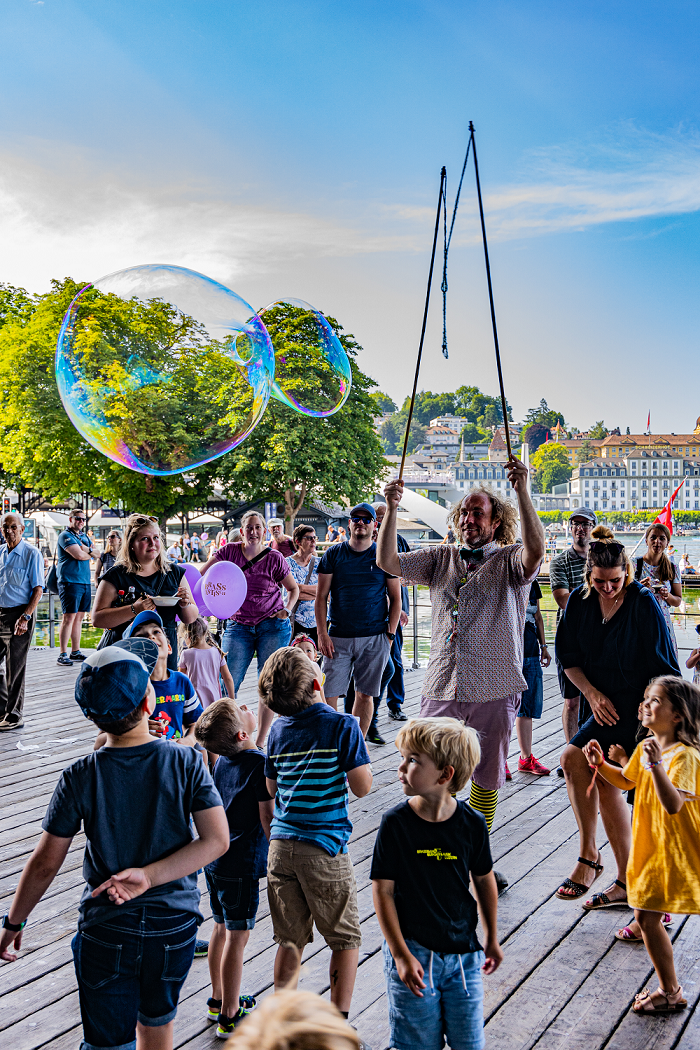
[91,697,147,735]
[646,675,700,749]
[178,616,225,657]
[643,523,675,584]
[293,524,314,546]
[582,525,633,597]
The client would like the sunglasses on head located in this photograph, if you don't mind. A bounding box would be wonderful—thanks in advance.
[349,516,372,525]
[589,541,625,555]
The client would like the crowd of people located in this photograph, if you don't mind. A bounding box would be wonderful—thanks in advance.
[0,456,699,1049]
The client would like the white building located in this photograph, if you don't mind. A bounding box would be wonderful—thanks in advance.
[570,453,700,513]
[429,414,468,431]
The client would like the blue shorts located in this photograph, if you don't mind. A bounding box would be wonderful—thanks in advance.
[383,939,485,1050]
[71,906,197,1050]
[206,870,260,931]
[518,656,543,719]
[58,582,92,614]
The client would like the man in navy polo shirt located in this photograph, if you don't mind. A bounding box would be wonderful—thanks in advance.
[316,502,401,737]
[56,509,97,667]
[0,512,44,731]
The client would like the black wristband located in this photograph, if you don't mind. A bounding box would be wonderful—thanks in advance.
[386,631,396,640]
[2,914,26,932]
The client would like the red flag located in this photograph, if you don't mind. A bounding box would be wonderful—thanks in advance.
[654,479,685,534]
[545,431,550,444]
[646,410,650,433]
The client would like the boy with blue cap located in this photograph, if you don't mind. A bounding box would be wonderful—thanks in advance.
[0,640,229,1050]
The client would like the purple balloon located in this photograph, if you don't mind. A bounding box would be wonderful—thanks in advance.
[191,576,214,617]
[201,561,248,619]
[183,563,202,592]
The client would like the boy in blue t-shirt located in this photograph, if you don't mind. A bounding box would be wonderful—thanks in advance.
[195,698,274,1038]
[127,611,203,743]
[258,646,373,1022]
[0,639,228,1050]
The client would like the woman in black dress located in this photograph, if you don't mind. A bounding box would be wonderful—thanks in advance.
[555,526,680,908]
[92,514,198,670]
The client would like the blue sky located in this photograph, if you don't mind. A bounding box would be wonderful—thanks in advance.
[1,0,699,433]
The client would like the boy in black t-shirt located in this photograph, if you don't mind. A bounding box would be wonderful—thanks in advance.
[195,699,274,1039]
[371,717,502,1050]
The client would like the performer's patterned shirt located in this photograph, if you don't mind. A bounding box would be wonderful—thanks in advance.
[397,541,537,704]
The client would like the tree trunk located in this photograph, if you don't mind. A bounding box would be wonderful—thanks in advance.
[284,482,307,533]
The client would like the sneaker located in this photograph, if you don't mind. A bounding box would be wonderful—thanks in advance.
[518,754,551,776]
[57,653,73,666]
[505,763,512,781]
[494,870,509,895]
[388,708,407,721]
[69,650,87,661]
[206,998,222,1021]
[367,726,386,745]
[0,715,24,732]
[238,994,256,1011]
[557,767,565,779]
[216,1008,252,1038]
[194,938,209,957]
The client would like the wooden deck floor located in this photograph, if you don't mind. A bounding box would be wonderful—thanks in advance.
[1,650,699,1050]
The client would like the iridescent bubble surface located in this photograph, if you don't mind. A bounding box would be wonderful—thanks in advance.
[259,299,352,417]
[56,265,274,475]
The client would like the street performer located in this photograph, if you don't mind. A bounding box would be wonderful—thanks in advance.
[379,457,544,890]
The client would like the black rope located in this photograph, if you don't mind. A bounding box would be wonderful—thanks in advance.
[441,135,472,359]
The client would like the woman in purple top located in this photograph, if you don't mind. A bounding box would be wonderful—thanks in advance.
[200,509,299,747]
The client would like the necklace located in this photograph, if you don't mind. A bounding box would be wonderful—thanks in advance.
[600,593,621,624]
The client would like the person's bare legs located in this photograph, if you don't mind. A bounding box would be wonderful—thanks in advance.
[636,909,681,1004]
[136,1020,173,1050]
[220,929,250,1017]
[326,695,340,711]
[70,611,85,652]
[208,921,225,999]
[562,697,579,742]
[516,717,533,760]
[559,743,604,893]
[58,612,77,653]
[274,944,302,990]
[353,691,373,736]
[255,703,274,749]
[329,947,360,1013]
[591,775,632,904]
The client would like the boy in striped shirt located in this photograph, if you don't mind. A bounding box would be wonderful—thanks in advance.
[258,646,373,1023]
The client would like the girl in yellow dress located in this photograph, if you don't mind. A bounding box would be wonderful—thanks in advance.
[582,675,700,1016]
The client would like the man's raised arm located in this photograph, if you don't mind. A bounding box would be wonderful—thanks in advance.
[506,457,544,577]
[377,480,403,577]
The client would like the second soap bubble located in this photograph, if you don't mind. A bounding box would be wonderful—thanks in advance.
[56,265,274,476]
[259,299,352,417]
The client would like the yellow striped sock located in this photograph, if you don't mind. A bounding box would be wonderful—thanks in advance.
[469,784,498,832]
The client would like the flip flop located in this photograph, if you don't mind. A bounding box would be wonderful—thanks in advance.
[633,986,687,1014]
[615,914,673,941]
[582,878,627,910]
[555,853,604,901]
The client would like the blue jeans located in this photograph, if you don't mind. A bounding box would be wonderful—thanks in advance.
[72,907,197,1050]
[223,616,292,691]
[385,624,405,710]
[383,939,485,1050]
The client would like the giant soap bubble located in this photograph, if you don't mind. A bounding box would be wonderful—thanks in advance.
[259,299,352,417]
[56,265,274,476]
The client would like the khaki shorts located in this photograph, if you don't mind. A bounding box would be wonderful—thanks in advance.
[267,839,361,951]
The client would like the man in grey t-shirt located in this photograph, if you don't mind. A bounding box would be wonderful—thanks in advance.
[550,508,595,745]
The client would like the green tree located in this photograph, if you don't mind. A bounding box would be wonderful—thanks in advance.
[370,391,397,413]
[0,278,226,522]
[460,422,487,444]
[529,443,572,493]
[588,420,609,439]
[578,439,596,465]
[524,398,566,430]
[217,307,387,529]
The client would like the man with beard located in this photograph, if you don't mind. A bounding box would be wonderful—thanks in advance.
[378,458,544,891]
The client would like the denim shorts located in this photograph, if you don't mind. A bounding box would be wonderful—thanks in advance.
[206,870,260,931]
[518,657,544,719]
[383,939,485,1050]
[58,582,92,614]
[71,907,197,1050]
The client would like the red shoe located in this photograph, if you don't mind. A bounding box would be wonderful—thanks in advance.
[505,763,513,781]
[518,754,550,776]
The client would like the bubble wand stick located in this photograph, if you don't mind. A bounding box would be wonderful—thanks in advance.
[469,121,512,460]
[398,167,447,481]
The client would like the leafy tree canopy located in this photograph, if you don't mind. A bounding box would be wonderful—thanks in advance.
[370,391,397,413]
[378,385,510,455]
[522,421,549,454]
[529,443,572,493]
[588,420,609,439]
[524,398,566,430]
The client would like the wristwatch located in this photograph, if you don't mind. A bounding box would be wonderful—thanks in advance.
[2,914,26,932]
[21,612,31,621]
[386,631,396,640]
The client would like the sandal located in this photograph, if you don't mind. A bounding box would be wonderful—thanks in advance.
[555,853,604,900]
[632,985,687,1014]
[615,914,673,942]
[582,879,627,911]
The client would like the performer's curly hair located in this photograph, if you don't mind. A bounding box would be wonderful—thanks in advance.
[447,486,519,547]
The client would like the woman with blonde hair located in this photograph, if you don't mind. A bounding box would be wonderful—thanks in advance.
[92,513,198,669]
[554,525,680,908]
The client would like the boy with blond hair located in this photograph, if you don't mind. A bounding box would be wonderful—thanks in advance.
[194,699,274,1038]
[371,717,502,1050]
[258,646,372,1029]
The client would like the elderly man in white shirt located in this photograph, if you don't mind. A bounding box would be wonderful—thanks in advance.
[0,512,45,730]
